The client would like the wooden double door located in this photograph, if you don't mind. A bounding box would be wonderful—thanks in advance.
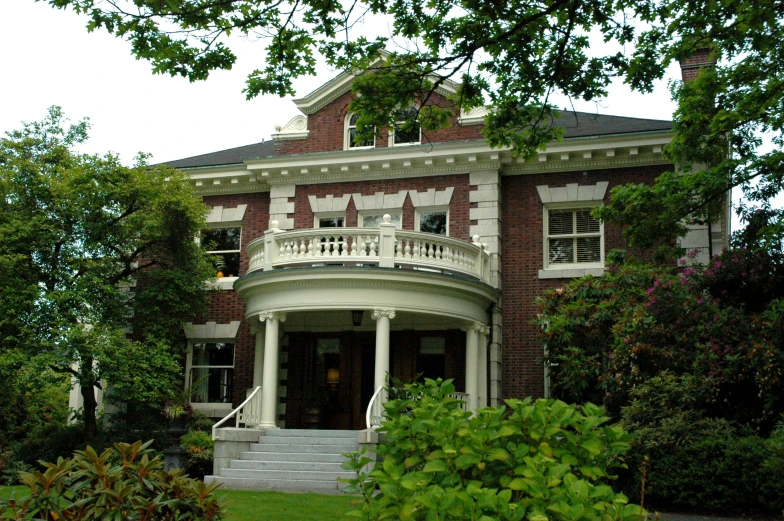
[285,330,465,430]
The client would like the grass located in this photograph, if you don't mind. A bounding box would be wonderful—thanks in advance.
[0,486,356,521]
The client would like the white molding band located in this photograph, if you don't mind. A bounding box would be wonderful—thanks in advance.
[408,187,454,207]
[538,268,605,279]
[352,190,408,211]
[272,115,309,141]
[308,194,353,213]
[536,182,609,203]
[182,321,241,339]
[206,204,247,224]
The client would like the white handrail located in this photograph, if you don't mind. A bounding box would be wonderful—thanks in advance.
[211,385,262,440]
[365,386,387,429]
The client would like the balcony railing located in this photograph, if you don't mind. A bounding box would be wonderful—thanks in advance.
[246,215,492,284]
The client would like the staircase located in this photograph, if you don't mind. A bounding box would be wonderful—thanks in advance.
[205,429,360,493]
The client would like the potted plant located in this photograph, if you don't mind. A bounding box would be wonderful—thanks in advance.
[301,386,331,429]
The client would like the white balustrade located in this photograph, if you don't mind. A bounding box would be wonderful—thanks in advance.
[244,218,491,284]
[211,386,263,440]
[366,386,388,429]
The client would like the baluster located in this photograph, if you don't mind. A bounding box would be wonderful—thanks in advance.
[340,235,348,256]
[404,239,411,259]
[351,235,359,256]
[306,237,313,257]
[396,239,403,259]
[426,242,433,259]
[279,242,286,258]
[283,241,291,257]
[368,237,377,257]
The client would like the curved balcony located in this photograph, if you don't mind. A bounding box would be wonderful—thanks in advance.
[246,216,492,285]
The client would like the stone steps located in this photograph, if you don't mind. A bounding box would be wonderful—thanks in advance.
[205,428,360,493]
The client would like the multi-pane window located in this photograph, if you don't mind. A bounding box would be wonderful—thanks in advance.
[189,342,234,403]
[202,227,241,277]
[392,107,421,145]
[417,209,448,235]
[359,213,402,229]
[546,207,602,267]
[346,114,374,149]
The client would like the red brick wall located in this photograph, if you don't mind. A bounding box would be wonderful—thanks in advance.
[500,164,674,399]
[679,48,716,82]
[275,91,484,156]
[198,192,270,405]
[292,175,472,241]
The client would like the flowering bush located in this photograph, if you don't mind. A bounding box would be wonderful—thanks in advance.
[539,249,784,429]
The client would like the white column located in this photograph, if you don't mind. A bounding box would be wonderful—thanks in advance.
[477,325,489,408]
[464,323,480,412]
[259,311,286,428]
[252,325,265,388]
[372,309,396,392]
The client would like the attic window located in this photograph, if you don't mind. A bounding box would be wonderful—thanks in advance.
[391,107,421,146]
[345,114,374,150]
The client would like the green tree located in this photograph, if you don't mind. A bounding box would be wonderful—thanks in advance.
[42,0,784,244]
[0,107,215,439]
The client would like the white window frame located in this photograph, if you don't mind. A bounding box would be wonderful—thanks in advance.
[415,206,449,236]
[184,340,236,412]
[358,211,403,229]
[313,212,346,229]
[201,223,242,280]
[542,202,604,271]
[388,106,422,147]
[344,113,375,150]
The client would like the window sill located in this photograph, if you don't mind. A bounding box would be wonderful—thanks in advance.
[207,277,238,290]
[538,267,605,279]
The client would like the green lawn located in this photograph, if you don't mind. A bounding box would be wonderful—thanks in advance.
[0,486,356,521]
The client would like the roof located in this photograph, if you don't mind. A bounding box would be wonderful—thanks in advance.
[162,111,671,169]
[162,140,275,169]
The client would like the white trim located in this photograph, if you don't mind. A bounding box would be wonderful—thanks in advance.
[182,321,242,340]
[415,206,450,236]
[352,190,408,210]
[536,182,609,203]
[542,201,604,271]
[308,194,352,213]
[272,115,309,141]
[206,204,247,224]
[458,106,489,126]
[408,187,454,207]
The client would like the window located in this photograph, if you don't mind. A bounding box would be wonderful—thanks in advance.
[314,214,346,255]
[359,212,402,229]
[189,342,234,404]
[417,336,446,381]
[391,106,421,146]
[544,205,603,269]
[344,113,374,150]
[202,226,241,278]
[416,207,448,236]
[314,214,345,228]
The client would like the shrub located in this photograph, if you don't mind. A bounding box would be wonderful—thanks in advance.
[342,379,643,521]
[620,375,784,514]
[0,440,225,521]
[181,430,214,480]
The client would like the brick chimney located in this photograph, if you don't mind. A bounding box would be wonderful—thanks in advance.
[679,47,716,82]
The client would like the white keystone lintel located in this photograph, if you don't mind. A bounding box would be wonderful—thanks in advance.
[207,204,247,224]
[183,321,241,339]
[408,187,454,208]
[308,194,352,213]
[536,181,609,203]
[352,190,408,211]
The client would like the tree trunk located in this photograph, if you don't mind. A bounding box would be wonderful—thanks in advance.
[79,354,99,441]
[80,381,98,440]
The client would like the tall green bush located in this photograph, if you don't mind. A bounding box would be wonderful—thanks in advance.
[619,374,784,514]
[0,440,225,521]
[342,379,643,521]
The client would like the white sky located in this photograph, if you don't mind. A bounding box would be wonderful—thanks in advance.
[1,0,753,232]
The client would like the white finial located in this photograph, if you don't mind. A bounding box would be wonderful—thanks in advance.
[472,235,481,244]
[383,214,391,223]
[270,220,280,230]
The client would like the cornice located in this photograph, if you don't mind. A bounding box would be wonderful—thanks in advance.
[503,154,671,175]
[194,183,270,196]
[264,162,501,185]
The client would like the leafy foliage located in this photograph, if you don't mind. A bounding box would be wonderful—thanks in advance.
[539,252,784,428]
[0,440,226,521]
[180,430,215,481]
[341,379,642,521]
[0,107,215,438]
[618,375,784,514]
